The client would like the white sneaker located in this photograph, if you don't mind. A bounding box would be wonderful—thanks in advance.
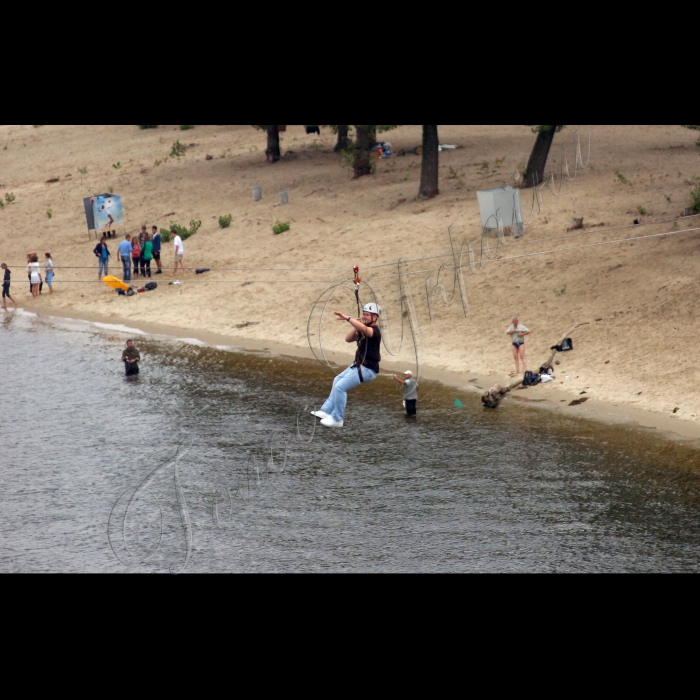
[320,417,344,428]
[311,410,331,420]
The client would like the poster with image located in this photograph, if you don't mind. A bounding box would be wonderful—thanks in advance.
[92,195,125,231]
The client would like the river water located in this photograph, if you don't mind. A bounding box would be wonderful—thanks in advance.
[1,309,700,573]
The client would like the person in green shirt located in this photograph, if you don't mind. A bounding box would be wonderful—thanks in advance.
[141,236,154,278]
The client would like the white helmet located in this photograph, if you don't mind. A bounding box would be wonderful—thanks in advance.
[362,303,381,316]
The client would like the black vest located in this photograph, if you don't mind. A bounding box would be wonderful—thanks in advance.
[354,326,382,373]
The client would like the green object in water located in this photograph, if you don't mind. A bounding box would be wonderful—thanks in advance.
[455,399,463,408]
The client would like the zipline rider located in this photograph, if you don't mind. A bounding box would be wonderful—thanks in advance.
[313,303,382,428]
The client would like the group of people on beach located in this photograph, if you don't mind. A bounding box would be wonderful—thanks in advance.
[101,225,187,282]
[1,251,54,310]
[96,225,165,282]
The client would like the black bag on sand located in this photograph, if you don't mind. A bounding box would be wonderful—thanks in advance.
[550,338,574,352]
[144,282,157,291]
[126,287,136,297]
[522,371,540,387]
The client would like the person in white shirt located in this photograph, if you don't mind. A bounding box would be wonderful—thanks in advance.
[171,228,188,276]
[506,316,530,375]
[26,253,42,298]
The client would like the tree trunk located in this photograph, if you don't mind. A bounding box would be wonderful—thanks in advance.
[353,125,372,178]
[520,125,558,189]
[417,125,439,200]
[334,125,349,152]
[266,125,280,163]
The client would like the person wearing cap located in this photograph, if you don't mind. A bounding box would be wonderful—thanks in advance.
[312,303,382,428]
[121,339,141,376]
[392,370,418,415]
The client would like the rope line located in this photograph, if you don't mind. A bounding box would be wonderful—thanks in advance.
[28,222,700,286]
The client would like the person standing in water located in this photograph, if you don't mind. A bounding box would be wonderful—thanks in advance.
[506,316,530,375]
[392,370,418,416]
[312,303,382,428]
[122,339,141,376]
[1,264,17,310]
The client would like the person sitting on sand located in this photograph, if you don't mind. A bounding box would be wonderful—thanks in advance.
[122,339,141,376]
[506,316,530,375]
[312,303,382,428]
[1,264,17,310]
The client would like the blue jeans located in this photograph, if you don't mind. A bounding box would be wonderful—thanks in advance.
[321,364,377,422]
[99,258,109,277]
[121,256,131,281]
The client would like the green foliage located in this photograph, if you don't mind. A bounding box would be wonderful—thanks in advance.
[170,140,187,157]
[528,125,566,134]
[112,162,121,169]
[553,284,567,296]
[218,214,232,229]
[5,192,15,203]
[179,125,195,130]
[33,125,43,128]
[681,125,700,147]
[688,185,700,214]
[272,220,290,235]
[46,209,53,219]
[0,200,4,209]
[168,219,201,240]
[161,229,171,243]
[614,170,630,185]
[636,205,647,215]
[78,167,88,174]
[138,125,158,129]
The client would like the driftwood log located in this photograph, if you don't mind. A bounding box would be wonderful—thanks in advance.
[482,322,589,409]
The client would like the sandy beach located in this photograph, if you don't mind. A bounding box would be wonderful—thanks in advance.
[2,124,700,443]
